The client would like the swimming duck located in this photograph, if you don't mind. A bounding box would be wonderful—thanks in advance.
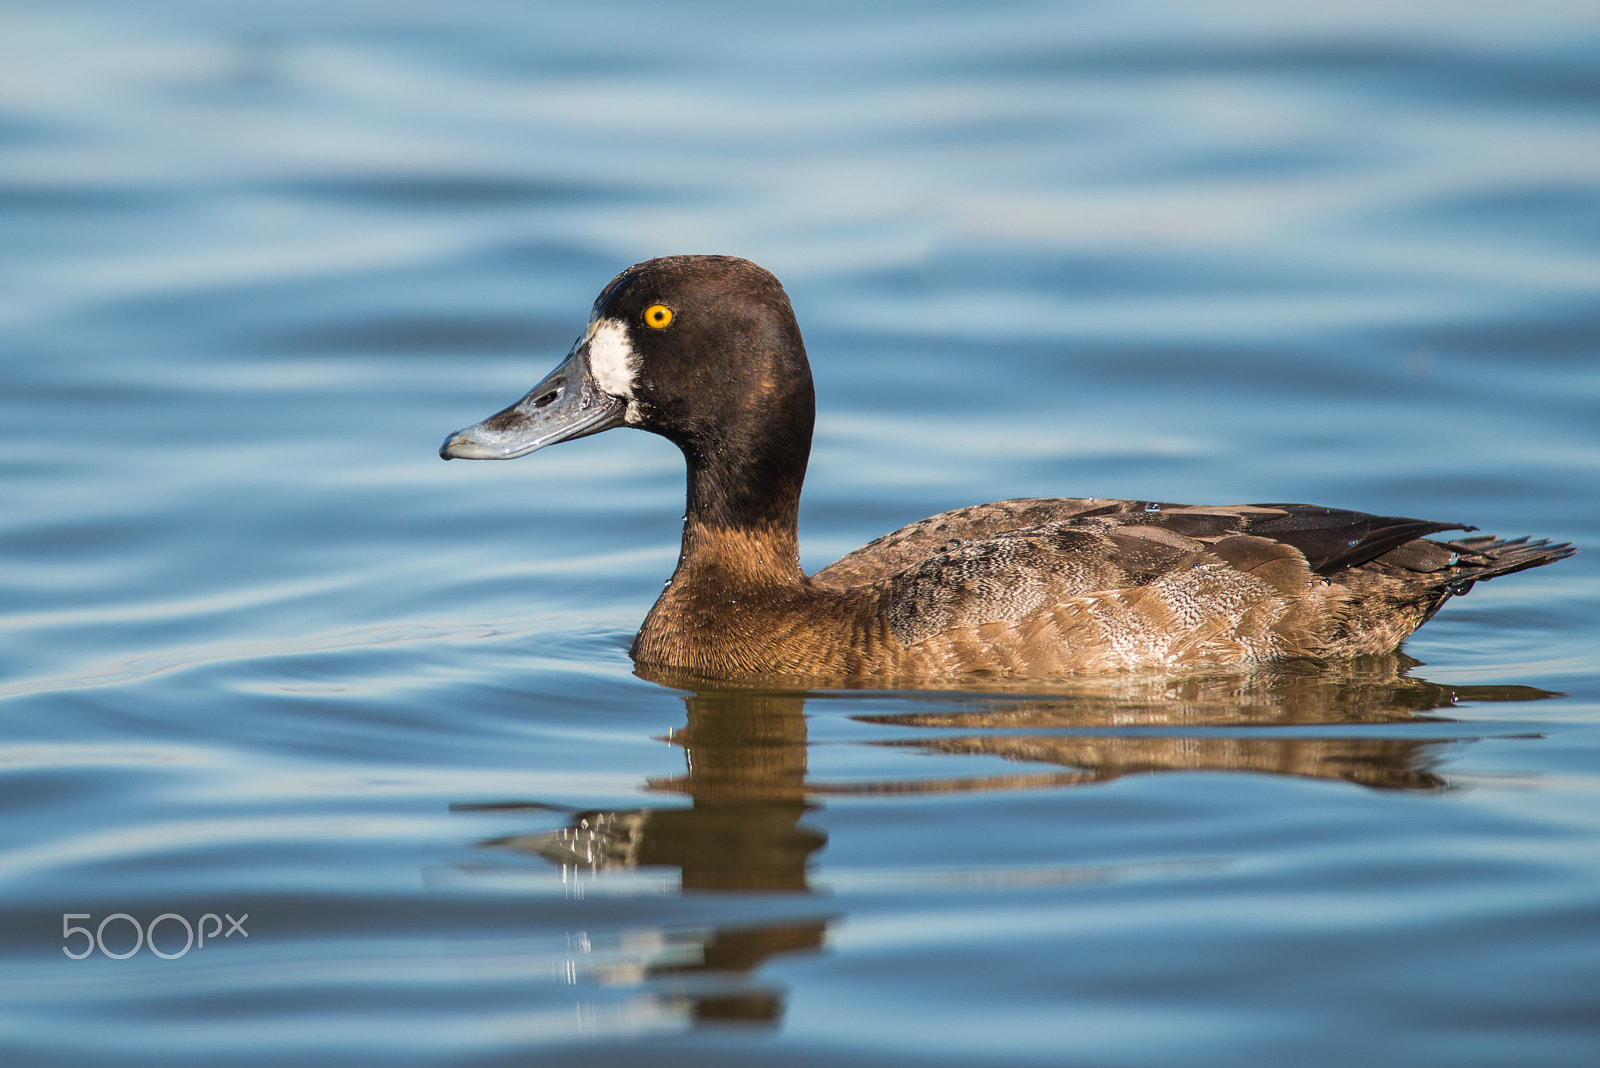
[440,255,1573,681]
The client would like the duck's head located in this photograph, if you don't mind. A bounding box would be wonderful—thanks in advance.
[439,255,814,473]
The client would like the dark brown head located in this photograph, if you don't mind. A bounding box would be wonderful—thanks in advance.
[441,255,816,530]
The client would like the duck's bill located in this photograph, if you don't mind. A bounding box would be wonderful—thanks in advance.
[439,350,626,460]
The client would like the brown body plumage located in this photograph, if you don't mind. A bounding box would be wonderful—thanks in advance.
[441,255,1574,683]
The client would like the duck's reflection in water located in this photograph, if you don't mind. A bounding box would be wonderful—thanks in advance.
[458,656,1556,1029]
[465,692,827,1026]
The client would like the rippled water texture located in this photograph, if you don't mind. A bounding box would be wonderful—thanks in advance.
[3,1,1599,1065]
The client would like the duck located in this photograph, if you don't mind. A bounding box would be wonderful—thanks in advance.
[440,254,1574,682]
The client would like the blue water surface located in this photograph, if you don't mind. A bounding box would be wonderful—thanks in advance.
[2,1,1599,1065]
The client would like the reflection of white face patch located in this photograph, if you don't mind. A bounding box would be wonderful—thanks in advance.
[586,317,636,393]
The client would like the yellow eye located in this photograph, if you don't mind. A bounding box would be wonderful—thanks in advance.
[643,304,674,329]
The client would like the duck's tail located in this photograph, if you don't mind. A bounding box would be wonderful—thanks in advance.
[1427,535,1576,597]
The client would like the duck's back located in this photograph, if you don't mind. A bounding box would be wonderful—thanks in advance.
[813,498,1571,676]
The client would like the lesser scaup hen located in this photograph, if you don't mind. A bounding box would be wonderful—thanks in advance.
[440,255,1574,681]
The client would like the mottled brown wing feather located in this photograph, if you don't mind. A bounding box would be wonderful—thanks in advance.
[811,498,1573,671]
[814,498,1493,591]
[811,498,1278,588]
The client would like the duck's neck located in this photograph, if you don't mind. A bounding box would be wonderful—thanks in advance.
[631,400,815,670]
[666,361,814,581]
[674,416,809,589]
